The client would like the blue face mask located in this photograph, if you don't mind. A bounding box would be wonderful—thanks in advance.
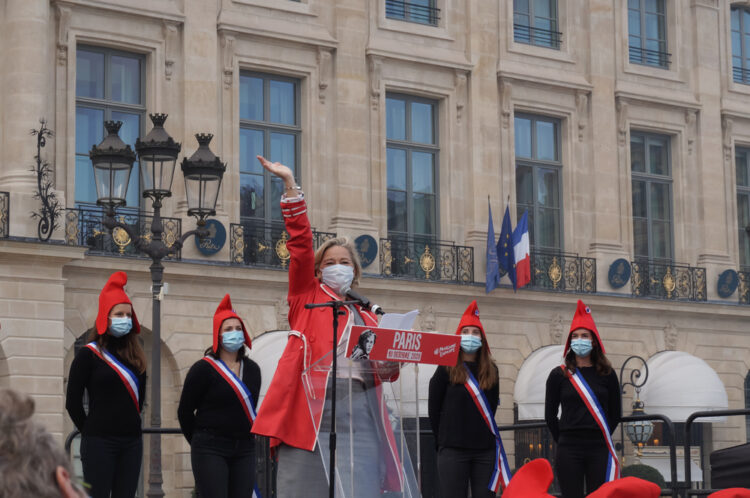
[460,335,482,354]
[109,317,132,337]
[221,330,245,353]
[570,338,593,357]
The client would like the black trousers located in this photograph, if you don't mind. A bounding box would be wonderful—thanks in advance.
[436,446,496,498]
[555,438,610,498]
[191,431,256,498]
[80,434,142,498]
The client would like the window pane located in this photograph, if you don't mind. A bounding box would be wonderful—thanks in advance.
[240,76,263,121]
[631,136,645,172]
[632,180,647,218]
[738,152,749,187]
[648,138,669,176]
[271,178,284,221]
[269,80,296,125]
[732,9,740,32]
[412,152,434,194]
[412,193,435,236]
[514,0,530,15]
[537,168,559,207]
[650,182,671,221]
[516,165,533,205]
[411,102,434,144]
[537,207,560,249]
[733,32,742,59]
[387,98,406,140]
[633,218,649,258]
[645,0,660,14]
[651,220,672,260]
[76,107,104,154]
[645,14,660,39]
[739,193,750,267]
[387,190,407,233]
[240,128,264,174]
[745,10,750,34]
[387,148,406,190]
[240,174,264,219]
[628,10,641,37]
[76,50,104,99]
[270,133,296,176]
[75,156,98,205]
[536,120,556,161]
[533,0,551,18]
[110,55,141,104]
[515,117,532,158]
[628,0,640,10]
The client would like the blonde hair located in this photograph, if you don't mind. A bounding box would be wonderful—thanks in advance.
[313,237,362,287]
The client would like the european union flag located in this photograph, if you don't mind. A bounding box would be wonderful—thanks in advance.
[497,204,516,290]
[486,199,501,293]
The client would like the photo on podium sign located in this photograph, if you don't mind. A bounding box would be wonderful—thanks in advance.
[346,325,461,366]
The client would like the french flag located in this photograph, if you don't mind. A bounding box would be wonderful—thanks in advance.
[512,210,531,289]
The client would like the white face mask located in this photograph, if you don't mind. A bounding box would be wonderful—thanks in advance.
[321,264,354,295]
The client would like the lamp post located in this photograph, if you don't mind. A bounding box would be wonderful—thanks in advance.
[90,115,226,498]
[619,355,654,463]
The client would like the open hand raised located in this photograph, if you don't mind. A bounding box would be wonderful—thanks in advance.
[256,155,295,187]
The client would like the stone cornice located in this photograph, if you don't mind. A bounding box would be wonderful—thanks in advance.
[0,238,86,264]
[365,47,473,73]
[497,70,593,93]
[53,0,185,24]
[614,90,701,111]
[216,21,337,49]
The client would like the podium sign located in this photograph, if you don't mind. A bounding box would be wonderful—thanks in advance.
[346,325,461,366]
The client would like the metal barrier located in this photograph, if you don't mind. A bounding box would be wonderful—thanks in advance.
[683,408,750,497]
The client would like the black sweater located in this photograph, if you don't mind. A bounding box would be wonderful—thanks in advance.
[428,362,500,450]
[544,365,621,443]
[66,344,147,437]
[177,357,261,443]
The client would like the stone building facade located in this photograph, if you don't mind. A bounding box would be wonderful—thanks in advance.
[1,0,749,495]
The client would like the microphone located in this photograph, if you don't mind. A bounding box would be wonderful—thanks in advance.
[343,287,385,315]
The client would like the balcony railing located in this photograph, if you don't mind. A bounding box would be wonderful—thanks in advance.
[631,259,706,301]
[230,220,336,269]
[740,269,750,305]
[64,204,182,259]
[386,0,440,26]
[380,236,474,284]
[629,45,671,68]
[528,250,596,293]
[733,66,750,85]
[0,191,8,238]
[513,23,562,49]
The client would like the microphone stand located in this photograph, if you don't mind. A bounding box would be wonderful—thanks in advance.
[304,298,362,498]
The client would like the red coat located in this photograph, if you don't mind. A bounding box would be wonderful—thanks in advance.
[252,198,402,489]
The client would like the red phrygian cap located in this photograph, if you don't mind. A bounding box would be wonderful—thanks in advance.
[212,294,251,354]
[563,299,606,356]
[501,459,555,498]
[96,271,140,335]
[586,477,661,498]
[707,490,750,498]
[455,300,489,352]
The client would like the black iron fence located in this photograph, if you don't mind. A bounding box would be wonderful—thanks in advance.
[0,191,8,238]
[513,24,563,49]
[64,204,182,259]
[529,250,596,293]
[379,236,474,284]
[733,66,750,85]
[739,269,750,305]
[385,0,440,26]
[631,260,707,301]
[229,219,336,269]
[629,46,672,68]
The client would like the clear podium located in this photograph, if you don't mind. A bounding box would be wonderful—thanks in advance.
[303,351,421,498]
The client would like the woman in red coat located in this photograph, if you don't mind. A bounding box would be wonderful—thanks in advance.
[251,156,401,498]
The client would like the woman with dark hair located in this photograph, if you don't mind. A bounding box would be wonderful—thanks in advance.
[350,329,376,360]
[428,300,506,498]
[545,300,622,498]
[177,294,261,498]
[66,271,147,498]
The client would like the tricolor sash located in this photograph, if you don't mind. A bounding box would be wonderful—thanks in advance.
[562,365,620,482]
[463,364,512,492]
[202,356,257,426]
[85,342,140,411]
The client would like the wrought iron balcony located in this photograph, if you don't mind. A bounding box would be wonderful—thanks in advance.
[528,250,596,293]
[64,204,182,259]
[631,260,706,301]
[513,24,562,49]
[230,219,336,269]
[386,0,440,26]
[0,191,8,238]
[733,66,750,85]
[740,269,750,305]
[629,46,671,68]
[380,236,474,284]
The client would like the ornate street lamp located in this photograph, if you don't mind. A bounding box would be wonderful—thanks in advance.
[89,115,224,498]
[619,355,652,463]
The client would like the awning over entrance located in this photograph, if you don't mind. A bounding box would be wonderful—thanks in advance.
[514,345,564,420]
[639,351,728,422]
[247,330,289,408]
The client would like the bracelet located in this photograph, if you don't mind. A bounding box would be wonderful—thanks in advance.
[285,185,302,191]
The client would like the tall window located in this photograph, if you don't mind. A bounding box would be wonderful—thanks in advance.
[737,148,750,268]
[386,94,439,241]
[239,73,300,223]
[745,372,750,440]
[513,0,561,49]
[628,0,669,68]
[732,7,750,84]
[514,114,562,252]
[385,0,439,26]
[631,132,673,261]
[75,46,145,207]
